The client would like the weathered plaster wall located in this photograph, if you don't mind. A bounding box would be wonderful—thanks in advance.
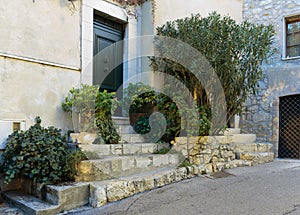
[155,0,243,27]
[0,0,81,67]
[241,0,300,156]
[0,0,81,143]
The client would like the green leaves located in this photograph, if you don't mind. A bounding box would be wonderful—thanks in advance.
[95,90,120,144]
[152,12,275,124]
[1,117,70,184]
[62,85,120,144]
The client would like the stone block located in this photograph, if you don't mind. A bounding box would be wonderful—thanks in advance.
[110,145,123,155]
[154,175,166,187]
[141,144,157,153]
[70,132,97,144]
[121,157,135,171]
[79,144,110,156]
[175,167,187,181]
[77,161,93,175]
[135,156,152,168]
[153,155,168,167]
[123,144,142,154]
[106,181,132,202]
[168,154,180,165]
[131,178,145,194]
[111,158,122,172]
[89,183,107,208]
[45,183,89,211]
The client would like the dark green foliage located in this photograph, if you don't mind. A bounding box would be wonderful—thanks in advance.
[1,117,69,184]
[178,159,191,168]
[62,85,120,144]
[133,115,151,134]
[153,147,170,154]
[62,84,98,133]
[151,12,275,123]
[95,90,120,144]
[124,83,211,142]
[64,150,87,181]
[121,83,157,116]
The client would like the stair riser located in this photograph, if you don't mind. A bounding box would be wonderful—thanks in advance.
[79,143,169,158]
[76,154,180,182]
[112,117,130,125]
[116,125,135,134]
[89,166,194,207]
[235,143,273,153]
[238,152,274,164]
[45,183,89,211]
[231,134,257,143]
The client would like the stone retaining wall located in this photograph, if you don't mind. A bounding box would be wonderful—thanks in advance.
[173,136,237,173]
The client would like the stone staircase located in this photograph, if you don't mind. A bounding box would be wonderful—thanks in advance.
[2,117,191,215]
[228,128,274,164]
[1,118,274,215]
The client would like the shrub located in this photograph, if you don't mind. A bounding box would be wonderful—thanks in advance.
[151,12,275,127]
[1,117,69,184]
[64,149,87,181]
[62,85,120,144]
[95,90,120,144]
[62,84,98,133]
[123,83,210,142]
[120,82,157,116]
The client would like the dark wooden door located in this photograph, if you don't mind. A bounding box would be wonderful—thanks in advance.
[93,17,123,92]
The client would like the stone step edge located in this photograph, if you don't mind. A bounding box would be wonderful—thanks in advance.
[79,143,170,157]
[234,142,274,153]
[237,152,275,164]
[88,158,256,208]
[2,190,60,215]
[3,159,261,214]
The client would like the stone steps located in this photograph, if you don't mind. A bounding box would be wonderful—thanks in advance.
[79,143,169,158]
[238,152,274,164]
[2,191,60,215]
[234,142,273,153]
[112,117,130,125]
[231,134,257,144]
[234,142,274,164]
[2,183,90,215]
[119,133,146,143]
[88,166,194,207]
[3,166,195,214]
[76,153,181,182]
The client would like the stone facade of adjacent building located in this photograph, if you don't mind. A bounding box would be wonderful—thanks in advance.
[240,0,300,157]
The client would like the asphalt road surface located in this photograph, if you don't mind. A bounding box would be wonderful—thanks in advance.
[70,159,300,215]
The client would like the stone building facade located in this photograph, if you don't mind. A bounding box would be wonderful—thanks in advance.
[240,0,300,157]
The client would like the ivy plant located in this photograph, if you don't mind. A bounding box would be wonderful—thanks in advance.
[1,117,69,184]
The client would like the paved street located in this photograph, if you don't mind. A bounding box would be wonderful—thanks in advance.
[71,160,300,215]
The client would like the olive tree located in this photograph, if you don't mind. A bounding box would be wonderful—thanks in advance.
[151,12,275,126]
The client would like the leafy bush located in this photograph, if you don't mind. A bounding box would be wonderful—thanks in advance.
[123,83,211,142]
[64,149,87,181]
[1,117,69,184]
[133,115,151,134]
[95,90,120,144]
[120,82,157,116]
[62,84,98,133]
[151,12,275,126]
[62,85,120,144]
